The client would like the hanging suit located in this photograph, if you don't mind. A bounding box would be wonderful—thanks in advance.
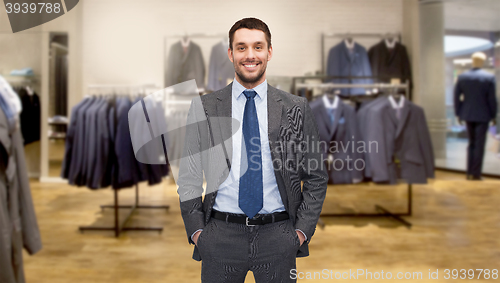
[17,88,41,145]
[368,40,412,86]
[364,97,435,184]
[165,40,206,90]
[310,96,363,184]
[326,41,373,96]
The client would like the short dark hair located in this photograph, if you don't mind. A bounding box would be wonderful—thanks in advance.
[229,18,271,50]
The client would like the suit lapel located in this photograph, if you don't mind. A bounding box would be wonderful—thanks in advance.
[266,85,289,211]
[352,44,361,73]
[328,100,343,141]
[181,41,191,64]
[267,85,283,145]
[215,83,233,163]
[395,100,410,139]
[341,43,351,66]
[386,42,398,66]
[316,102,333,142]
[385,98,398,129]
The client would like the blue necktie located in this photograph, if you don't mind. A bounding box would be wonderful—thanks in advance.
[329,108,336,124]
[239,90,263,219]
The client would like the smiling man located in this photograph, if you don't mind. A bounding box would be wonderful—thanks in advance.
[177,18,328,282]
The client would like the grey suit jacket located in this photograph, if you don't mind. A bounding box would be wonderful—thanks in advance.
[177,83,328,261]
[365,98,434,184]
[0,110,42,283]
[207,41,234,92]
[165,41,206,90]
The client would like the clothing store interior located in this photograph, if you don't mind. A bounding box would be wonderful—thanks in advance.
[1,0,500,282]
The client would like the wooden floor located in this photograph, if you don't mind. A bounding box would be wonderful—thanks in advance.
[23,171,500,282]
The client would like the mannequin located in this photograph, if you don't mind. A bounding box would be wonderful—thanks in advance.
[454,52,498,180]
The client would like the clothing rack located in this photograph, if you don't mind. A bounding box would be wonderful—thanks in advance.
[2,74,37,87]
[296,80,413,229]
[321,32,402,74]
[292,75,411,100]
[79,84,169,237]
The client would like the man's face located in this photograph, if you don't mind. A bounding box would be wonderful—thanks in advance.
[228,28,272,87]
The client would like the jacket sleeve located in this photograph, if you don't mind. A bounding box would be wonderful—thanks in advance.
[454,78,463,117]
[416,107,435,179]
[294,99,328,243]
[401,46,413,89]
[177,98,206,245]
[14,130,42,254]
[488,77,498,121]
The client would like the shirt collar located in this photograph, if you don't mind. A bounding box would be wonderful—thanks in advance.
[388,95,405,109]
[322,95,339,109]
[232,78,267,101]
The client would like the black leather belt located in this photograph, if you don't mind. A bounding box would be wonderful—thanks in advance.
[211,210,289,226]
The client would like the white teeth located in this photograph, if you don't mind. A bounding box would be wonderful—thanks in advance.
[244,64,256,67]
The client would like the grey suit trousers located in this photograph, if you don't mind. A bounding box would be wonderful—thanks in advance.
[197,217,301,283]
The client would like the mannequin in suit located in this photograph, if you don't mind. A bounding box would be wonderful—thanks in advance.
[454,52,498,180]
[177,18,328,282]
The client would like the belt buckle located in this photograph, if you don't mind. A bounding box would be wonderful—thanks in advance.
[246,217,256,227]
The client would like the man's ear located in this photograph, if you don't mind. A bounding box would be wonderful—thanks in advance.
[268,45,273,61]
[228,48,234,63]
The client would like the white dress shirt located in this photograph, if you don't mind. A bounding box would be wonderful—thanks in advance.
[213,78,285,214]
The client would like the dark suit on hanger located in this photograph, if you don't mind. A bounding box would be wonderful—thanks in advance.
[18,88,41,145]
[68,97,97,186]
[368,40,412,86]
[310,97,363,184]
[89,100,111,189]
[326,41,373,96]
[364,98,434,184]
[84,98,106,188]
[165,40,206,90]
[113,98,140,189]
[61,98,90,180]
[454,68,498,178]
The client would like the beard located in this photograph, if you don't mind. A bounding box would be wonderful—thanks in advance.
[233,58,267,85]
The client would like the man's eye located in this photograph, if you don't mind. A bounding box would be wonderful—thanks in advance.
[255,46,262,50]
[238,47,245,51]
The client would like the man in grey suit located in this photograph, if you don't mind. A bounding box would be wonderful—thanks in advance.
[454,52,498,180]
[177,18,328,282]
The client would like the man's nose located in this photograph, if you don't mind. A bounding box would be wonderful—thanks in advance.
[245,48,256,60]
